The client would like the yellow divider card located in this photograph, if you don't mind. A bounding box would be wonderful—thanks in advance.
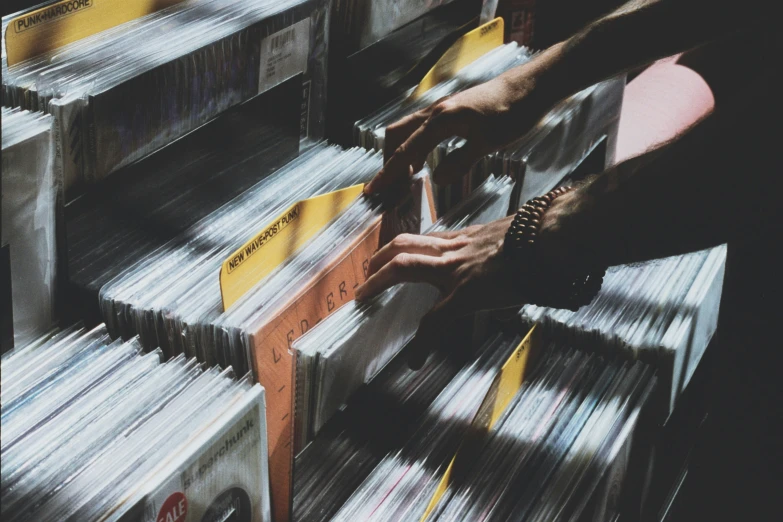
[220,185,365,310]
[5,0,187,67]
[419,324,542,521]
[409,17,504,101]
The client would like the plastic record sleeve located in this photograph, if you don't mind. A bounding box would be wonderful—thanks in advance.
[291,175,515,449]
[0,324,272,522]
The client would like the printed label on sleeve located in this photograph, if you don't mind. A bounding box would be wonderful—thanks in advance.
[5,0,186,66]
[259,19,310,94]
[157,492,188,522]
[201,487,252,522]
[219,185,365,310]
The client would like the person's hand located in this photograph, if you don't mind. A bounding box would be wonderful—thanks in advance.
[354,216,528,368]
[363,44,570,203]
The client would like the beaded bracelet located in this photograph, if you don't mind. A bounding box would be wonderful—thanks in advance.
[503,186,605,311]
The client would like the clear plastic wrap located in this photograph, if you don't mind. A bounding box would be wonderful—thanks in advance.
[332,0,459,52]
[96,146,384,377]
[329,333,519,522]
[1,107,57,346]
[2,0,328,192]
[355,43,532,151]
[520,244,726,415]
[320,337,655,522]
[291,175,515,446]
[0,324,271,522]
[65,86,302,314]
[355,42,625,213]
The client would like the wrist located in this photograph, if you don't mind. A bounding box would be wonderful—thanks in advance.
[523,42,577,99]
[499,42,583,126]
[536,189,598,268]
[504,187,606,311]
[529,42,576,99]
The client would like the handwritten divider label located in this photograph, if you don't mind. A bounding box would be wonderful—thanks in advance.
[419,324,543,521]
[219,185,365,311]
[5,0,187,67]
[247,217,382,522]
[409,17,504,101]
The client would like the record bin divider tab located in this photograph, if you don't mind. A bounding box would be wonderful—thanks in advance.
[419,324,544,522]
[250,217,382,522]
[4,0,188,67]
[409,16,505,101]
[219,185,366,311]
[219,176,436,522]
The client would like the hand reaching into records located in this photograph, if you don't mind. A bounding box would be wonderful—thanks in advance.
[355,217,526,369]
[363,45,571,203]
[358,0,778,369]
[363,0,774,206]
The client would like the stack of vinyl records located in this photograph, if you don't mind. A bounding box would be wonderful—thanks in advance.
[520,245,727,414]
[333,0,481,94]
[97,145,383,374]
[295,333,655,522]
[66,89,301,318]
[355,42,625,212]
[2,0,327,193]
[292,175,514,448]
[96,144,436,522]
[332,0,462,53]
[208,181,385,375]
[294,339,465,522]
[418,345,654,522]
[326,0,484,145]
[1,323,271,522]
[1,107,57,346]
[354,43,532,151]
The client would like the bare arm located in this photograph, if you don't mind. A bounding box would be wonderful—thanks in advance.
[539,62,781,270]
[366,0,773,197]
[356,57,781,367]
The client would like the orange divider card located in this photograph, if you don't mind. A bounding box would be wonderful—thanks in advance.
[5,0,187,67]
[420,324,543,521]
[223,177,433,521]
[409,17,504,101]
[247,216,383,522]
[220,185,365,311]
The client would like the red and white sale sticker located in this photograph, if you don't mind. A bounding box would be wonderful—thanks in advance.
[157,492,188,522]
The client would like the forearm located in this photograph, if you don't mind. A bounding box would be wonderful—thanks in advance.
[498,0,770,108]
[536,66,781,269]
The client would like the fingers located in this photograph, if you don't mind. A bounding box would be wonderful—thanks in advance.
[367,233,452,277]
[365,103,467,198]
[355,252,446,301]
[426,229,465,240]
[365,111,428,198]
[432,140,487,186]
[383,111,429,164]
[407,291,472,370]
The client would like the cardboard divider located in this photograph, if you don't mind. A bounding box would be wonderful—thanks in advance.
[220,185,366,311]
[232,173,435,522]
[5,0,187,66]
[410,17,504,100]
[420,324,544,521]
[248,217,381,522]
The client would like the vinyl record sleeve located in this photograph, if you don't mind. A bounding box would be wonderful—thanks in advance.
[114,384,271,522]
